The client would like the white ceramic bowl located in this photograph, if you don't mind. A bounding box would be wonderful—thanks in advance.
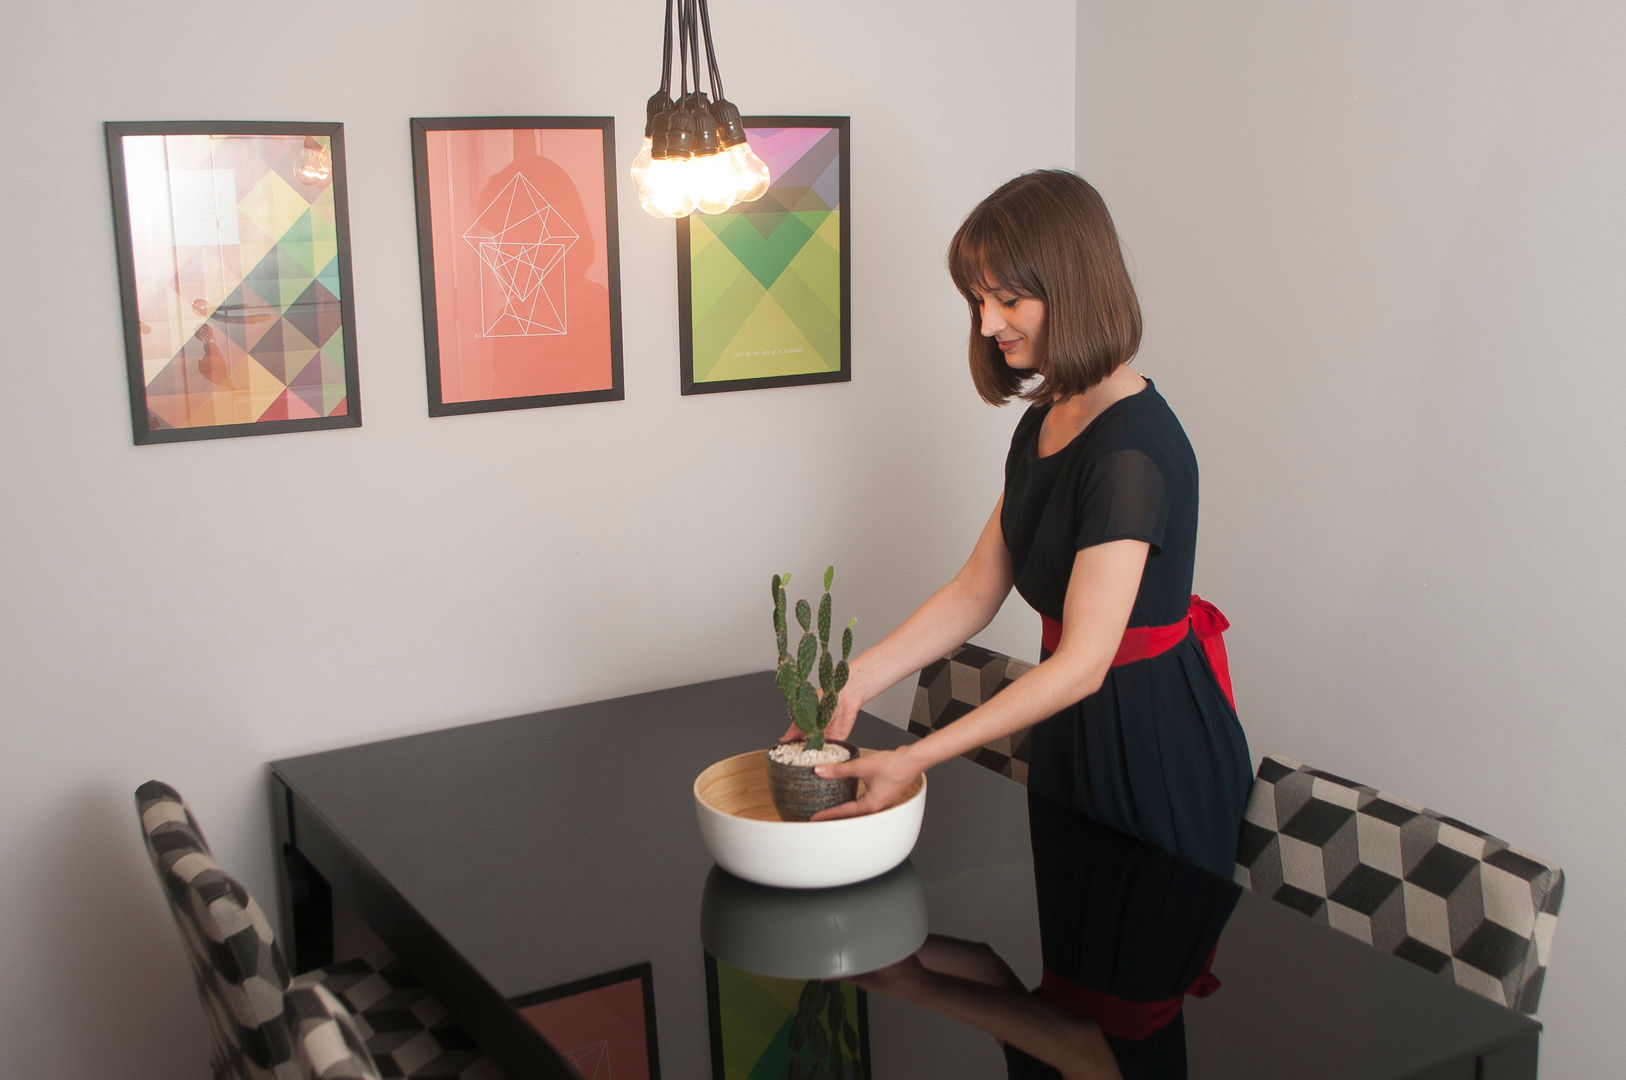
[693,749,927,889]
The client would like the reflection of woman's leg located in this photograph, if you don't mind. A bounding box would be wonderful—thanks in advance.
[914,934,1027,991]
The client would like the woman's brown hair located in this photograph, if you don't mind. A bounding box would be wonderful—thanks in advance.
[948,170,1142,404]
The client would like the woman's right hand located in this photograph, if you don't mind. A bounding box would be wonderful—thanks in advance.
[808,746,922,820]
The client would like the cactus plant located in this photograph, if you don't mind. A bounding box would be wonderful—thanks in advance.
[772,566,855,752]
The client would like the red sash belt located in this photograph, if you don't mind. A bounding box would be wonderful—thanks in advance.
[1040,594,1236,710]
[1038,949,1222,1041]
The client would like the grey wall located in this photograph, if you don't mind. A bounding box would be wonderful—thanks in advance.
[1076,3,1625,1076]
[0,1,1071,1075]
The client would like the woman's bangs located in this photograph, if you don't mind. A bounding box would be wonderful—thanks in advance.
[949,213,1033,301]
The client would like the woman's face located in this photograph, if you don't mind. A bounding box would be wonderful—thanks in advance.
[973,286,1048,370]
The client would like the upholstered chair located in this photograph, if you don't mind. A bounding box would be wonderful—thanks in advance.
[1234,756,1563,1014]
[908,642,1036,783]
[135,780,503,1079]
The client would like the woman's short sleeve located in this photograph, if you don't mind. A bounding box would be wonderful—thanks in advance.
[1074,447,1168,553]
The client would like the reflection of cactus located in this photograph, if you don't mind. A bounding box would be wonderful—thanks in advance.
[787,979,865,1080]
[772,567,856,751]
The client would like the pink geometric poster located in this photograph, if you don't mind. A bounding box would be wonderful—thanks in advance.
[514,963,660,1079]
[411,117,624,415]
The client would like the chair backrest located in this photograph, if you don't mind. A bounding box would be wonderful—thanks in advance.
[908,642,1035,783]
[135,781,381,1080]
[1234,756,1563,1014]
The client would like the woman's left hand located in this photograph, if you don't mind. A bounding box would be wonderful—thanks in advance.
[809,748,921,820]
[777,659,875,746]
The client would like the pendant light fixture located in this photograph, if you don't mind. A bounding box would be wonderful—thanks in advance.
[631,0,771,219]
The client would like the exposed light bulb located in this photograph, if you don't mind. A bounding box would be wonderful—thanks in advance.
[713,148,751,208]
[630,136,656,193]
[641,156,698,219]
[732,142,771,204]
[636,189,673,219]
[691,152,739,215]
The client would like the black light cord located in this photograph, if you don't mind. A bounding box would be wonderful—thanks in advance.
[697,0,725,104]
[678,0,693,97]
[658,0,675,94]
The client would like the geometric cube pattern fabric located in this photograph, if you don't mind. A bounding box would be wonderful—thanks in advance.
[297,958,502,1080]
[134,781,503,1080]
[286,983,381,1080]
[907,642,1036,784]
[125,133,352,430]
[1234,756,1564,1014]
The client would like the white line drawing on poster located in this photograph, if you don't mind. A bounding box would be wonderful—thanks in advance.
[462,174,579,338]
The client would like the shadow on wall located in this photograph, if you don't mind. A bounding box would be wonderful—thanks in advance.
[12,783,208,1074]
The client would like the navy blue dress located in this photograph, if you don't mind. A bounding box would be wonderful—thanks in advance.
[1001,379,1251,879]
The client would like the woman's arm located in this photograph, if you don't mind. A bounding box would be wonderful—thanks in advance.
[788,496,1016,744]
[851,944,1124,1080]
[811,538,1149,818]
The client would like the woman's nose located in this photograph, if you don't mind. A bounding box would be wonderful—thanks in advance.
[979,303,1003,337]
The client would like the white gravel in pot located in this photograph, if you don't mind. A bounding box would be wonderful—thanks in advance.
[768,743,853,767]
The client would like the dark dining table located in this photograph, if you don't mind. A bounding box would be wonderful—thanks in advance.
[268,672,1540,1079]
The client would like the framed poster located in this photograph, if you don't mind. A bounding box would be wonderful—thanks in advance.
[105,121,362,444]
[704,954,869,1080]
[513,962,660,1079]
[411,116,624,415]
[677,116,851,395]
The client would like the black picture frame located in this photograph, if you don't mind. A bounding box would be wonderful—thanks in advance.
[677,116,851,395]
[410,116,625,416]
[104,120,362,444]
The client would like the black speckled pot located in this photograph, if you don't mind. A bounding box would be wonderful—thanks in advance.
[766,740,860,822]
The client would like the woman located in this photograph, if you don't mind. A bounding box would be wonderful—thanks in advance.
[811,170,1251,878]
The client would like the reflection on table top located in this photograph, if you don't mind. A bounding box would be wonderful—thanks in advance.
[270,671,1540,1079]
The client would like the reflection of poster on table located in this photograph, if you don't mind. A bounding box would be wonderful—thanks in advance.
[513,962,660,1080]
[678,117,851,395]
[704,954,869,1080]
[105,121,362,444]
[411,117,624,415]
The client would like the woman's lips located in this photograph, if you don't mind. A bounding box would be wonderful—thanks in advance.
[998,339,1019,352]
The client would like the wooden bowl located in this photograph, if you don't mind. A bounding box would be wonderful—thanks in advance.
[693,749,927,889]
